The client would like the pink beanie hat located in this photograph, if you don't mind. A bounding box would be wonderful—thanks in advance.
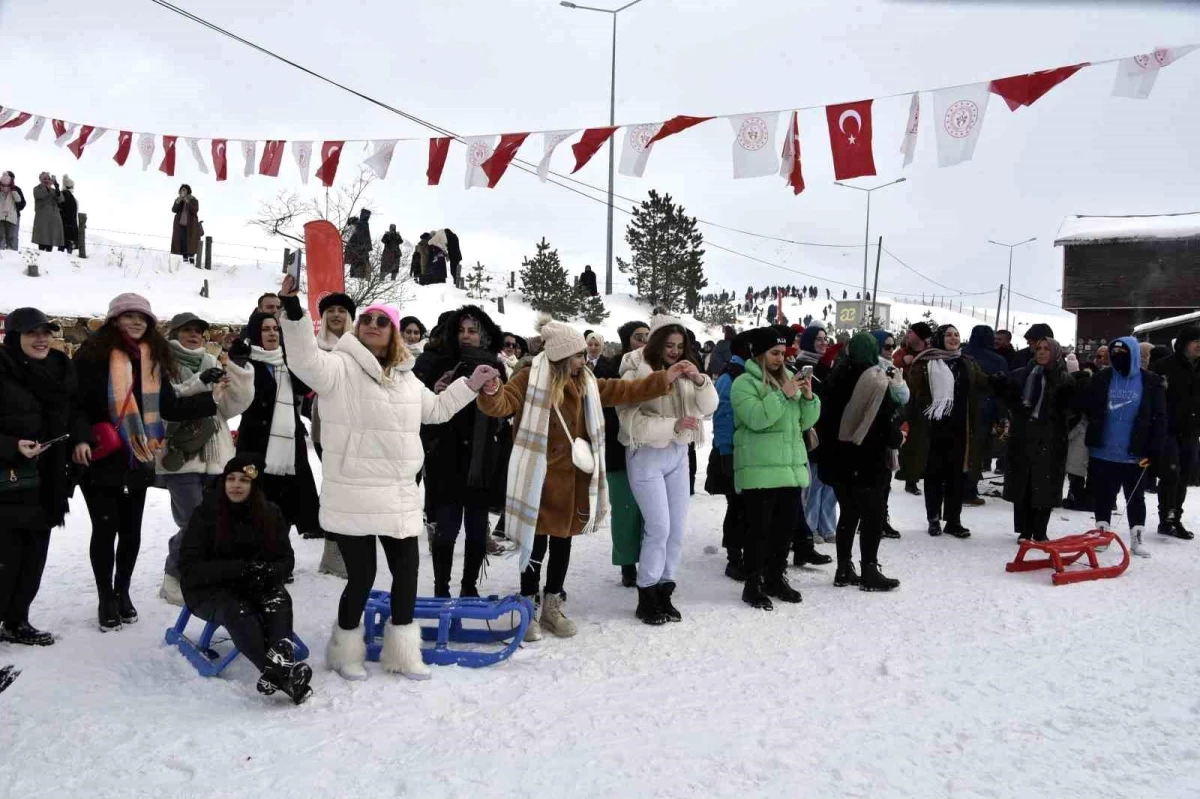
[361,303,400,330]
[106,293,157,326]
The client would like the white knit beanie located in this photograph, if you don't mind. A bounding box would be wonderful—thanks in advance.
[649,313,686,336]
[537,313,586,362]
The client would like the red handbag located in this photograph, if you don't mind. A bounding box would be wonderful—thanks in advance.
[90,422,123,461]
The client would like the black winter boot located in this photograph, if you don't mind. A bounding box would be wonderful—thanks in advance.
[635,587,668,625]
[258,638,297,696]
[460,543,485,598]
[793,537,833,567]
[882,518,901,539]
[741,575,773,611]
[905,481,922,496]
[927,519,942,537]
[833,561,860,587]
[97,594,121,632]
[620,564,637,588]
[725,554,747,582]
[762,573,802,604]
[431,542,454,599]
[0,622,55,647]
[943,522,971,539]
[658,582,682,622]
[859,562,900,592]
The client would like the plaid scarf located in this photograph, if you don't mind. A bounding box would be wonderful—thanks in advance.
[108,341,164,463]
[505,352,608,571]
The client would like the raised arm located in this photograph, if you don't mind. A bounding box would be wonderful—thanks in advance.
[278,294,345,398]
[420,376,476,425]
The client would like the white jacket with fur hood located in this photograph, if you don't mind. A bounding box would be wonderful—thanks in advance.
[617,347,718,452]
[281,312,476,539]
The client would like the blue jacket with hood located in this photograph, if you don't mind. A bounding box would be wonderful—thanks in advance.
[1079,335,1168,463]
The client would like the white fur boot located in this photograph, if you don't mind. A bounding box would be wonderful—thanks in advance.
[318,540,348,578]
[1131,525,1151,558]
[381,622,431,681]
[326,624,369,682]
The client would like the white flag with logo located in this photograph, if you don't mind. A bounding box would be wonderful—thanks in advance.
[464,135,497,189]
[185,138,209,175]
[932,83,990,168]
[900,93,919,168]
[23,116,47,142]
[363,139,398,180]
[137,133,156,170]
[241,140,256,178]
[537,129,578,182]
[728,112,779,179]
[1113,45,1198,99]
[619,123,662,178]
[292,141,313,184]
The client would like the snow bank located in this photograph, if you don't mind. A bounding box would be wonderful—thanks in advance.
[1055,212,1200,246]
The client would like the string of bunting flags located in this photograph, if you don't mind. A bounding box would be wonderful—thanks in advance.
[1,44,1193,194]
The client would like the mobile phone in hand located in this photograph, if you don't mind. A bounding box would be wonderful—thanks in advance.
[38,433,70,448]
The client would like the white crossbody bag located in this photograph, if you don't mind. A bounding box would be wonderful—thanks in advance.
[553,403,596,474]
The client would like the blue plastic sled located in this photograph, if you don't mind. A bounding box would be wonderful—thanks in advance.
[363,590,533,669]
[164,607,310,678]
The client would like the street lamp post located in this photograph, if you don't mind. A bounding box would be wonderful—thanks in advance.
[560,0,647,296]
[987,237,1037,330]
[834,177,907,301]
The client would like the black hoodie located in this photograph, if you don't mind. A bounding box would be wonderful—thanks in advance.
[1151,325,1200,439]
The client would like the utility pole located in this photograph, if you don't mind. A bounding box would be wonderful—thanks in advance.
[995,284,1004,328]
[870,235,882,326]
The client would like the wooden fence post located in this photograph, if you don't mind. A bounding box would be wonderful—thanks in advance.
[77,213,88,259]
[496,296,505,314]
[204,236,213,270]
[510,271,516,289]
[201,279,209,298]
[194,238,204,269]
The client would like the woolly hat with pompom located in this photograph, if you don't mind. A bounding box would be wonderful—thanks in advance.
[62,174,74,190]
[649,313,686,337]
[536,312,586,362]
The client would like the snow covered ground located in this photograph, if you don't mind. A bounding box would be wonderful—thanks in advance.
[2,441,1198,799]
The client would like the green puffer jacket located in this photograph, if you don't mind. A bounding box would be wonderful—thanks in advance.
[731,359,821,492]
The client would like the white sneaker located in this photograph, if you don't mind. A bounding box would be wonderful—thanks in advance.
[326,624,369,681]
[159,574,184,607]
[1131,526,1151,559]
[381,621,431,681]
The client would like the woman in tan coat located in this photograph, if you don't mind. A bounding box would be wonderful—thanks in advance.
[171,184,201,264]
[477,315,693,641]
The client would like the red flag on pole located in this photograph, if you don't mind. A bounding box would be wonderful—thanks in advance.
[989,64,1087,111]
[113,131,133,166]
[825,100,877,180]
[481,132,530,188]
[647,115,714,145]
[259,141,286,177]
[158,135,178,176]
[427,137,452,185]
[303,220,346,322]
[211,139,228,181]
[315,141,344,187]
[571,126,619,173]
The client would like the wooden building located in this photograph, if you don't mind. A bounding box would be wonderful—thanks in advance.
[1055,212,1200,359]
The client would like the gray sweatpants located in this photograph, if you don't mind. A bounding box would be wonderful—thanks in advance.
[628,442,691,589]
[163,473,215,579]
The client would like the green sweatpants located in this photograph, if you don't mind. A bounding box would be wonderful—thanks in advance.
[608,470,644,566]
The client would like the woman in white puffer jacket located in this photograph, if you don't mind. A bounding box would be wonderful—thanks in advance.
[618,315,718,626]
[276,277,499,682]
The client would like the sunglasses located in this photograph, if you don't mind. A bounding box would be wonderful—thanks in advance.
[631,332,649,342]
[882,343,896,350]
[503,341,519,350]
[358,314,392,329]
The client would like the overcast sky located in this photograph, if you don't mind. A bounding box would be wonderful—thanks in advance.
[2,0,1198,321]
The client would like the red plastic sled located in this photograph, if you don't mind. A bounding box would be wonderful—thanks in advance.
[1005,529,1130,586]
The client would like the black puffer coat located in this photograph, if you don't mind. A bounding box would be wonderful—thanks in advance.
[998,365,1081,510]
[418,305,510,509]
[0,344,81,530]
[1151,326,1200,441]
[177,489,294,612]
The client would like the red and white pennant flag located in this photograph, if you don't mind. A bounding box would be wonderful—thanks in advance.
[52,120,77,147]
[464,135,497,189]
[363,139,398,180]
[537,129,577,182]
[1112,46,1197,99]
[211,139,228,181]
[826,100,876,180]
[899,93,919,168]
[114,131,134,166]
[729,112,779,179]
[137,133,156,170]
[932,83,990,167]
[159,135,178,176]
[24,116,47,142]
[316,141,344,187]
[67,126,105,160]
[185,137,208,174]
[292,141,312,184]
[778,111,804,195]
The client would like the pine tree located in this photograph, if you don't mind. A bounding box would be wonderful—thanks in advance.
[520,237,580,319]
[695,293,738,328]
[465,260,492,300]
[619,190,706,313]
[580,293,610,325]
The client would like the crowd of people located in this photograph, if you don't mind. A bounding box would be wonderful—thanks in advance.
[1,279,1197,706]
[0,171,81,253]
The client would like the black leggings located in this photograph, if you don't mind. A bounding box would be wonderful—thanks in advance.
[82,483,148,599]
[833,481,886,566]
[433,502,489,594]
[193,585,293,672]
[334,534,419,630]
[722,492,746,561]
[0,527,51,627]
[521,535,572,596]
[743,487,800,579]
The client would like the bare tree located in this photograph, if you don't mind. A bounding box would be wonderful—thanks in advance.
[249,167,412,308]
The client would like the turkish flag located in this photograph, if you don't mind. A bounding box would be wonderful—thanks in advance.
[779,111,805,195]
[0,112,32,130]
[990,64,1087,110]
[211,139,228,182]
[159,135,178,176]
[571,126,618,173]
[66,125,96,159]
[113,131,133,166]
[825,100,876,180]
[481,132,530,188]
[259,140,286,177]
[315,140,344,187]
[647,115,714,145]
[303,220,346,322]
[427,137,451,185]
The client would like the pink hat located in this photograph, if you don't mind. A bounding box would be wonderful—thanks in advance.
[106,293,157,326]
[360,303,400,330]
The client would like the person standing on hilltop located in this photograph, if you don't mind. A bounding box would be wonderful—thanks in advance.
[344,209,373,279]
[380,224,403,280]
[32,172,64,253]
[579,264,599,297]
[171,184,201,264]
[0,172,23,251]
[59,176,79,254]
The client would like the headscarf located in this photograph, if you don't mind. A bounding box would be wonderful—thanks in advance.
[1021,338,1063,420]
